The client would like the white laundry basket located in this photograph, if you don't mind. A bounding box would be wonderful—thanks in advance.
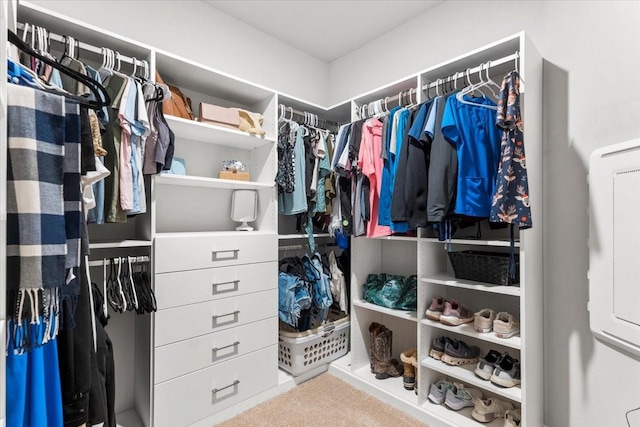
[278,315,350,376]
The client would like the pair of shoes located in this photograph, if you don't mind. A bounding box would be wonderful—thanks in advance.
[471,398,515,423]
[442,338,480,366]
[426,296,474,326]
[444,382,483,410]
[474,310,520,338]
[400,348,417,390]
[474,350,521,388]
[427,378,453,404]
[430,336,480,366]
[504,409,522,426]
[368,322,404,380]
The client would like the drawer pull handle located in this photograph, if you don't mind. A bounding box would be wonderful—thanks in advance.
[212,249,239,261]
[212,341,240,356]
[212,280,240,294]
[212,380,239,395]
[212,310,240,320]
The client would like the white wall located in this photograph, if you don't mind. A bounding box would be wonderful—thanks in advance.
[329,2,640,427]
[26,0,330,105]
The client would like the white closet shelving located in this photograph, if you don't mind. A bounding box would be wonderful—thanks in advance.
[2,3,543,426]
[329,32,543,427]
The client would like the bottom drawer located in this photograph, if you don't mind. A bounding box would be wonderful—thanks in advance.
[153,345,278,427]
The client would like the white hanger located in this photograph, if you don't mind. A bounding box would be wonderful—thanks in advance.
[456,63,498,110]
[116,257,127,312]
[131,57,137,76]
[103,258,109,317]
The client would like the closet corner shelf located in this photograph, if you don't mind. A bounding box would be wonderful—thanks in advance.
[353,300,418,322]
[421,357,522,403]
[154,174,275,190]
[165,116,275,149]
[89,240,152,250]
[421,401,504,427]
[420,237,520,247]
[420,273,521,297]
[420,319,522,350]
[278,233,332,240]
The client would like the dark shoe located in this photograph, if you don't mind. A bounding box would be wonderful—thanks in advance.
[474,349,504,380]
[400,348,417,390]
[442,339,480,366]
[429,336,455,361]
[368,322,383,373]
[372,328,392,378]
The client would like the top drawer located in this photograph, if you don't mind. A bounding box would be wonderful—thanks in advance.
[155,232,277,273]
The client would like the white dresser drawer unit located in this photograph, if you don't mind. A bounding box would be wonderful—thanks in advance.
[153,345,278,427]
[154,316,277,384]
[155,232,278,273]
[154,288,277,347]
[155,261,277,310]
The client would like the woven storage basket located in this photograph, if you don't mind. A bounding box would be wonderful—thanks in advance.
[278,316,350,376]
[448,250,519,285]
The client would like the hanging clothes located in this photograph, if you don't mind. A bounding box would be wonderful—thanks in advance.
[279,124,308,215]
[441,94,502,218]
[490,71,532,228]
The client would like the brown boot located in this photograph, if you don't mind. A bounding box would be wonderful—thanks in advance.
[372,328,403,379]
[400,348,417,390]
[368,322,383,373]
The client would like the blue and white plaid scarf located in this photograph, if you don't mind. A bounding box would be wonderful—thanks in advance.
[6,84,82,352]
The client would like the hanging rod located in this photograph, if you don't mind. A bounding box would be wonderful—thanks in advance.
[87,255,150,268]
[423,52,520,92]
[278,104,341,128]
[16,22,143,68]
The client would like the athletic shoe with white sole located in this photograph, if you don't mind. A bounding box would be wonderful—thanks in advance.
[490,353,521,388]
[429,336,455,361]
[444,382,484,411]
[471,397,515,423]
[442,339,480,366]
[493,312,520,338]
[428,378,453,404]
[425,296,447,321]
[504,408,522,427]
[474,308,497,333]
[474,349,504,380]
[439,300,474,326]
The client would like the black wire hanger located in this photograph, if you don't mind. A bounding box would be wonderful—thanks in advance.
[8,29,111,110]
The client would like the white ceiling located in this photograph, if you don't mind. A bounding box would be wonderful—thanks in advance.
[202,1,444,62]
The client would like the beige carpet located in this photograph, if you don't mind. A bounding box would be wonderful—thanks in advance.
[217,373,428,427]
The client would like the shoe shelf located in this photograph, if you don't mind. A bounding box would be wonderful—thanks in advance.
[420,402,504,427]
[420,319,521,350]
[420,357,522,403]
[420,273,521,297]
[165,116,275,150]
[353,299,418,322]
[352,365,418,406]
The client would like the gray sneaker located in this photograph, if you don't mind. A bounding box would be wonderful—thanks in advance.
[444,382,484,410]
[429,336,455,361]
[428,378,453,404]
[442,339,480,366]
[474,349,504,380]
[490,353,521,388]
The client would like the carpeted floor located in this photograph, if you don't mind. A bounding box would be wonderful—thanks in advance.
[216,373,428,427]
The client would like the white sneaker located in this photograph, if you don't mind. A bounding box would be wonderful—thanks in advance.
[493,312,520,338]
[504,409,522,426]
[471,398,514,423]
[474,308,497,333]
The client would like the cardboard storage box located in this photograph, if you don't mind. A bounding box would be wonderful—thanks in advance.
[219,171,250,181]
